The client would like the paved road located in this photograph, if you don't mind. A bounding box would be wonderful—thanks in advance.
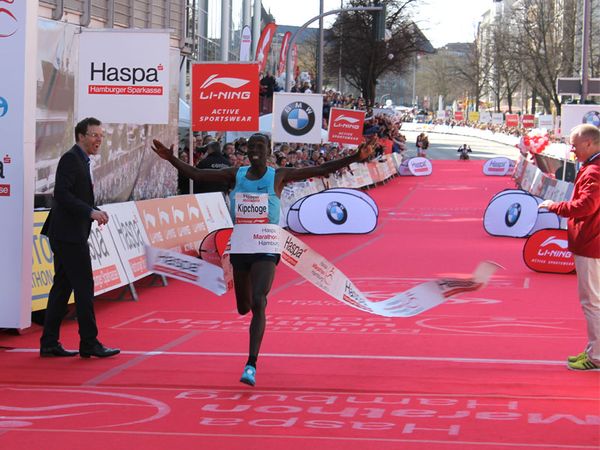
[401,130,520,161]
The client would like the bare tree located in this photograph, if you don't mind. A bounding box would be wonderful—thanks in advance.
[450,42,490,112]
[509,0,577,114]
[325,0,429,105]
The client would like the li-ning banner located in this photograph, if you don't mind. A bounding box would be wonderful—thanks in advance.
[328,108,365,145]
[523,229,575,274]
[191,62,259,131]
[148,225,500,318]
[272,92,323,144]
[0,0,36,328]
[77,30,170,124]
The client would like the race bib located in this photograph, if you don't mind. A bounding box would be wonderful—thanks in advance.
[235,193,269,224]
[229,223,282,254]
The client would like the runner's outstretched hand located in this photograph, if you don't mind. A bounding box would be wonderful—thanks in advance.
[152,139,175,161]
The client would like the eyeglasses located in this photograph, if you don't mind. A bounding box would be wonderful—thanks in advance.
[86,132,104,139]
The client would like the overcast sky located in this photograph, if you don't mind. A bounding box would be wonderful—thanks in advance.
[260,0,494,48]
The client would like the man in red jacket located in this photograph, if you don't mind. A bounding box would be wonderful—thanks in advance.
[540,124,600,371]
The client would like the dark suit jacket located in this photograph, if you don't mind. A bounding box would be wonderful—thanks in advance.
[41,145,95,243]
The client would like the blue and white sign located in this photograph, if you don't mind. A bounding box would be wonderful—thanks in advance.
[272,92,323,143]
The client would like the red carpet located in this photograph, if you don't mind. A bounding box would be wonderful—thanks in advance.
[1,161,598,450]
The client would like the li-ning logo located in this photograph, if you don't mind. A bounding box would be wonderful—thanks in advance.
[199,74,251,100]
[540,236,568,249]
[90,62,162,85]
[333,115,360,130]
[504,203,521,227]
[537,235,572,258]
[0,0,17,38]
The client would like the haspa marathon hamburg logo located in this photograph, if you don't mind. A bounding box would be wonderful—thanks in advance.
[523,229,575,274]
[192,63,258,131]
[87,62,165,95]
[0,0,18,38]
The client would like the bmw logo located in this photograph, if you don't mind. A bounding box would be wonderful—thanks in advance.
[326,201,347,225]
[582,111,600,127]
[281,101,315,136]
[505,202,521,227]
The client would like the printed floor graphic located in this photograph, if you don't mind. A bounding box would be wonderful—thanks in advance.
[1,161,598,450]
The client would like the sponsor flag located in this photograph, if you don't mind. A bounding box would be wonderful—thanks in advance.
[277,31,291,77]
[272,92,323,143]
[523,229,575,274]
[292,44,299,79]
[328,107,365,145]
[468,111,480,122]
[454,111,464,121]
[239,25,252,61]
[538,114,554,130]
[255,22,277,74]
[191,62,259,131]
[77,30,170,124]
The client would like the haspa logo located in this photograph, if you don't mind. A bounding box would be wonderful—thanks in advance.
[333,115,361,130]
[281,236,306,266]
[523,229,575,274]
[0,0,17,38]
[199,74,251,100]
[0,184,10,196]
[90,62,162,85]
[0,96,7,117]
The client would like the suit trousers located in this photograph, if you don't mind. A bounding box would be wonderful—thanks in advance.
[40,239,98,347]
[574,255,600,364]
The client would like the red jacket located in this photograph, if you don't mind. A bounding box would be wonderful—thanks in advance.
[548,156,600,258]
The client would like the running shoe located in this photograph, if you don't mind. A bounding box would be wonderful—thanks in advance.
[567,355,600,371]
[240,365,256,386]
[567,351,587,363]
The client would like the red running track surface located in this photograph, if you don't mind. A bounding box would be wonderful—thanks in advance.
[1,161,598,450]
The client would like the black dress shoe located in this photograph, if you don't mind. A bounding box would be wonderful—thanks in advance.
[40,344,78,357]
[79,343,120,358]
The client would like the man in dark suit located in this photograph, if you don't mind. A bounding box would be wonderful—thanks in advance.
[40,117,120,358]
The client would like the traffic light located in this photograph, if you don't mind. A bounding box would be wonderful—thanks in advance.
[373,2,386,41]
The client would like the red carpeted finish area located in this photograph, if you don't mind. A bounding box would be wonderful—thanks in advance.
[1,161,598,450]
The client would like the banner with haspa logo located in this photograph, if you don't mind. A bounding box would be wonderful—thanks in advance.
[328,108,365,145]
[102,202,152,283]
[483,157,514,176]
[0,0,36,328]
[77,30,170,124]
[192,62,259,131]
[272,92,323,144]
